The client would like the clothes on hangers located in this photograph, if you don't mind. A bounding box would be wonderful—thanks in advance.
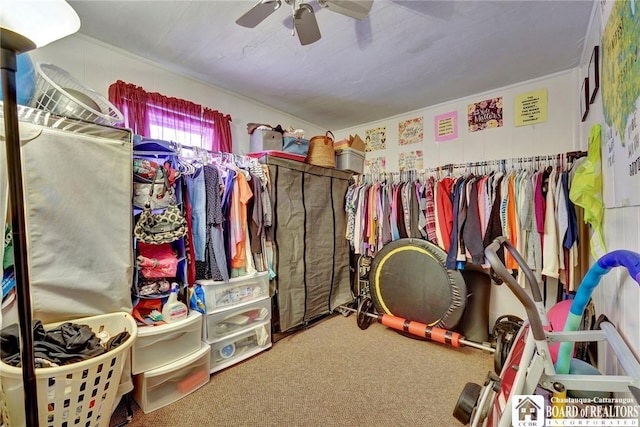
[345,152,588,290]
[135,140,272,285]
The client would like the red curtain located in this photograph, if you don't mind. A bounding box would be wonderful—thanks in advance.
[108,80,149,136]
[203,108,233,153]
[108,80,233,152]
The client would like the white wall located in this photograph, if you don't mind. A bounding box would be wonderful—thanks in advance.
[336,70,582,171]
[579,3,640,376]
[27,33,325,154]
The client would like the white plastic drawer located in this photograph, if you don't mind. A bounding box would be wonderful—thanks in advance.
[197,271,269,312]
[210,321,272,373]
[133,342,210,414]
[204,296,271,343]
[131,311,202,374]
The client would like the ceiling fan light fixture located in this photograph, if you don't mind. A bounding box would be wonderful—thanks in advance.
[235,0,282,28]
[294,3,321,45]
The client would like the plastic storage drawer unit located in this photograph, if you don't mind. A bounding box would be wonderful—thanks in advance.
[133,342,211,414]
[335,148,364,174]
[197,271,269,313]
[210,321,272,373]
[131,311,202,374]
[204,296,271,343]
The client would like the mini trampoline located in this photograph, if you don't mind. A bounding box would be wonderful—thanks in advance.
[368,238,467,330]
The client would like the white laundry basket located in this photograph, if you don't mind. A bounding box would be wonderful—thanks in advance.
[29,62,124,126]
[0,312,137,427]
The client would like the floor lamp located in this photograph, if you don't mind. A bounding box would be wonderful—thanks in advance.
[0,2,79,425]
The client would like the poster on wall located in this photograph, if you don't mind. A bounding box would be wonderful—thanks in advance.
[365,127,387,152]
[399,151,424,171]
[364,156,386,174]
[514,89,548,126]
[601,0,640,207]
[434,111,458,142]
[467,97,503,132]
[398,117,423,145]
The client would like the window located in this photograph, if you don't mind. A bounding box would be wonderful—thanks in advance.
[147,103,207,148]
[108,80,233,152]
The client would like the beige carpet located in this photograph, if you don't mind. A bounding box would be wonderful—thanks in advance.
[111,314,493,427]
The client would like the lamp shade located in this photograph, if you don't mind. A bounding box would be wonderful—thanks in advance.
[0,0,80,50]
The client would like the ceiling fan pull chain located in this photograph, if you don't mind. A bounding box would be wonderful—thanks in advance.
[290,0,297,36]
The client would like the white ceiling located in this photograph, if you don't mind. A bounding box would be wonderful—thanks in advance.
[68,0,596,130]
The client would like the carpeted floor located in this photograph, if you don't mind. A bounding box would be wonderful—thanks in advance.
[111,314,493,427]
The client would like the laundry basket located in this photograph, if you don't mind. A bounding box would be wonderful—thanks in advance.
[28,62,124,126]
[0,312,137,427]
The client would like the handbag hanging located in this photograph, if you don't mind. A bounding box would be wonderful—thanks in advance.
[133,167,187,245]
[133,158,161,182]
[306,130,335,168]
[133,164,174,209]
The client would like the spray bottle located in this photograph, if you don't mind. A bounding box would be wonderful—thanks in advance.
[162,283,188,323]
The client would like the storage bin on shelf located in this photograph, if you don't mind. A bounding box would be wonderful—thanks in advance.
[250,129,282,152]
[131,311,202,375]
[335,147,364,174]
[197,271,269,313]
[133,342,210,414]
[203,296,271,343]
[0,312,137,427]
[210,320,272,373]
[282,136,310,157]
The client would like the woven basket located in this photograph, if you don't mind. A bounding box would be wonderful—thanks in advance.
[306,131,335,168]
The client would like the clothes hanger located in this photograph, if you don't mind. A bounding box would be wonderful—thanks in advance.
[174,149,198,175]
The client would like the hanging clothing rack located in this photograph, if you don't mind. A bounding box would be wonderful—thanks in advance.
[347,148,592,296]
[132,138,251,167]
[357,151,587,184]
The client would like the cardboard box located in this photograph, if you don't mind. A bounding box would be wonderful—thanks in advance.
[334,134,365,152]
[349,134,365,152]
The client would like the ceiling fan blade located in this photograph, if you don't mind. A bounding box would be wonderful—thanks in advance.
[294,3,321,45]
[236,0,282,28]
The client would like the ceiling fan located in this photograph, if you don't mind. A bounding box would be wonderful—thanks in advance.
[236,0,374,45]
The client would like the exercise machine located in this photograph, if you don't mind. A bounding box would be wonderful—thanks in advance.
[454,236,640,426]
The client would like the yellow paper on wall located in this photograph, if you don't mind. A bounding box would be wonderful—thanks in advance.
[514,88,548,126]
